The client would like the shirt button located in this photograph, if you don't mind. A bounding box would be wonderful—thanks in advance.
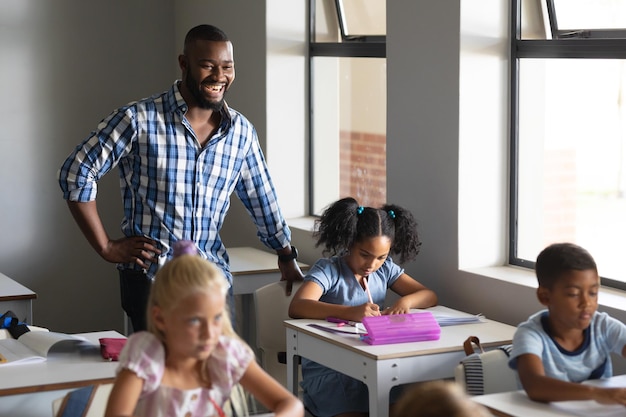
[185,413,192,417]
[191,394,198,401]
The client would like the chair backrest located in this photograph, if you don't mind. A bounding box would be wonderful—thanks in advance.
[253,280,303,388]
[52,383,113,417]
[454,344,518,396]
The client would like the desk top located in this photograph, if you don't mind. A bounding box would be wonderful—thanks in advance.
[0,273,36,301]
[228,247,308,275]
[0,330,122,396]
[285,306,516,361]
[473,374,626,417]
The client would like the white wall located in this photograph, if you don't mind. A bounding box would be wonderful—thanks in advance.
[0,0,175,333]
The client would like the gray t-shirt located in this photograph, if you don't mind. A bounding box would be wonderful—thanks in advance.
[509,310,626,382]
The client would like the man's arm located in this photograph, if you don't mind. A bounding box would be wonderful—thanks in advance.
[66,200,159,268]
[276,246,304,295]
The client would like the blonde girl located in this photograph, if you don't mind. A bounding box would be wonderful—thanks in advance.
[105,240,304,417]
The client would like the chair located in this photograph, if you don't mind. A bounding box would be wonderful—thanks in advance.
[253,280,303,388]
[52,383,113,417]
[454,336,518,396]
[52,383,250,417]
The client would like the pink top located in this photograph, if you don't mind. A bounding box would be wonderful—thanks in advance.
[117,331,254,417]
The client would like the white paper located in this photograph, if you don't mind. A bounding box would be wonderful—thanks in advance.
[552,400,625,417]
[551,376,626,417]
[17,331,87,357]
[0,331,88,366]
[429,311,486,326]
[0,338,44,365]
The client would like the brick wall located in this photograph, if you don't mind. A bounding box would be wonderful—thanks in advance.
[340,130,387,207]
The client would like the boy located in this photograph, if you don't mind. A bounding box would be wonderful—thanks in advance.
[509,243,626,405]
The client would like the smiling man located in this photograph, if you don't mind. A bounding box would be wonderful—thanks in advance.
[58,24,302,333]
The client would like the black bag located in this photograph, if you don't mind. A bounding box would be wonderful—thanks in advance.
[0,310,30,339]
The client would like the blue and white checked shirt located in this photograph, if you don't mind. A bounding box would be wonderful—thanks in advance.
[58,81,291,284]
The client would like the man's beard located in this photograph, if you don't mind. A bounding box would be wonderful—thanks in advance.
[185,72,226,111]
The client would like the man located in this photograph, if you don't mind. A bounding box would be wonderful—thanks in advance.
[58,24,302,332]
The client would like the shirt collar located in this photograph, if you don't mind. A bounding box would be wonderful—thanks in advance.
[170,80,232,126]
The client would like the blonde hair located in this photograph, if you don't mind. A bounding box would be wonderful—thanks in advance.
[147,253,237,340]
[394,381,491,417]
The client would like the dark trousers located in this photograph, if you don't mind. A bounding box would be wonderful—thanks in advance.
[119,269,152,333]
[118,268,236,334]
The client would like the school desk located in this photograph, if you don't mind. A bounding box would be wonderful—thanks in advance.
[284,306,516,417]
[0,272,36,324]
[0,330,123,417]
[473,374,626,417]
[228,246,309,295]
[229,246,309,350]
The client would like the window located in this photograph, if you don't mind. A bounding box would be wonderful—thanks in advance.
[309,0,386,214]
[511,0,626,288]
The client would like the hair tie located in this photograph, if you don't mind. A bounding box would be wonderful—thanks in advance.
[388,210,396,219]
[357,206,364,215]
[173,240,199,257]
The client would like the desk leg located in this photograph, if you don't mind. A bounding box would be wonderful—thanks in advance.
[365,360,399,417]
[286,328,299,396]
[365,379,389,417]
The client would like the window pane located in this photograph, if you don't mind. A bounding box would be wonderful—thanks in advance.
[315,0,341,42]
[517,58,626,282]
[521,0,549,39]
[340,0,385,37]
[314,0,385,42]
[311,57,386,214]
[553,0,626,30]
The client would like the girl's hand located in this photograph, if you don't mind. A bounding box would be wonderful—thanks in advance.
[382,299,412,315]
[351,303,381,321]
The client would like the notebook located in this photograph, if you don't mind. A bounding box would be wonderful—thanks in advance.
[361,312,441,345]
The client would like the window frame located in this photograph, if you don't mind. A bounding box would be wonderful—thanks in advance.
[509,0,626,289]
[547,0,626,39]
[308,0,386,214]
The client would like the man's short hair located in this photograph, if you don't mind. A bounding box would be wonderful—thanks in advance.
[184,24,229,53]
[535,243,597,288]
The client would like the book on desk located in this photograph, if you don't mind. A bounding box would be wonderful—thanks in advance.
[0,328,90,366]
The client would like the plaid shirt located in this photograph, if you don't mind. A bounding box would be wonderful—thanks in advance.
[58,81,291,283]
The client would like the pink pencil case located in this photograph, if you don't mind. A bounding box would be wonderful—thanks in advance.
[99,337,127,361]
[361,312,441,345]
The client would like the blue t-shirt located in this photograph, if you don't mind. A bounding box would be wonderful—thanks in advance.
[509,310,626,382]
[304,255,404,307]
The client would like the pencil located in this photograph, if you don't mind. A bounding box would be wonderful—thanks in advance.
[363,276,374,304]
[0,353,7,364]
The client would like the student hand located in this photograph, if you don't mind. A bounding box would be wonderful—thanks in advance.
[593,387,626,406]
[352,303,381,320]
[382,300,412,315]
[102,236,161,268]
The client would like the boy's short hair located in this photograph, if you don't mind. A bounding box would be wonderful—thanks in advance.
[394,380,491,417]
[535,243,597,288]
